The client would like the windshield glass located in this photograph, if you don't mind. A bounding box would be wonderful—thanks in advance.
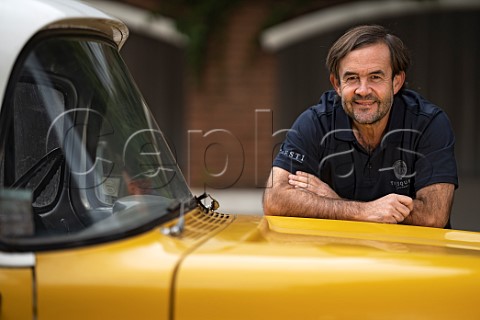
[0,34,192,249]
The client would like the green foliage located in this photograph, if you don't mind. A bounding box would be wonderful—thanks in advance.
[153,0,241,79]
[260,0,315,31]
[150,0,333,79]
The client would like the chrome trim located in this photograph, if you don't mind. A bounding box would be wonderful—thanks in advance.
[0,252,35,268]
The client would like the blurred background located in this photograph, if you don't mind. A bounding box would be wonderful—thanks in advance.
[85,0,480,231]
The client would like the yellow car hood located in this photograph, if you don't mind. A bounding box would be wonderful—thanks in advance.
[174,213,480,320]
[34,209,480,320]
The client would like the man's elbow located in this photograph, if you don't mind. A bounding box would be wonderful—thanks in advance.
[421,214,450,228]
[262,190,283,216]
[262,195,277,216]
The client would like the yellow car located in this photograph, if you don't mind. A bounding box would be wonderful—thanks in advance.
[0,0,479,319]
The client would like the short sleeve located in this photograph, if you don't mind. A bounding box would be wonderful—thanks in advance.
[414,111,458,191]
[273,109,321,175]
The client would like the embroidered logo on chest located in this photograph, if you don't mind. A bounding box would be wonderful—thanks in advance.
[392,160,407,179]
[389,160,411,190]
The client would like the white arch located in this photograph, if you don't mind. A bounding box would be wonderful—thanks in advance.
[261,0,480,51]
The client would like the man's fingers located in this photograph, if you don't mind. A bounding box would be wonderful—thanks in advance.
[391,211,405,223]
[396,194,414,212]
[373,194,413,223]
[390,195,413,220]
[395,203,411,218]
[289,173,305,180]
[289,173,310,184]
[289,179,308,189]
[296,171,309,177]
[292,172,340,199]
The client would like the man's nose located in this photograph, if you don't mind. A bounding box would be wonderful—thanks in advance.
[354,79,372,96]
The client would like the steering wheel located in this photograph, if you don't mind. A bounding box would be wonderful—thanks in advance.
[11,147,65,213]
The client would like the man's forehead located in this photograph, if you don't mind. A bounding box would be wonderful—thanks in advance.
[339,43,392,75]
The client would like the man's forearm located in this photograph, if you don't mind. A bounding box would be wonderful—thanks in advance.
[402,198,446,227]
[263,184,362,220]
[412,184,454,228]
[401,184,455,228]
[263,167,413,224]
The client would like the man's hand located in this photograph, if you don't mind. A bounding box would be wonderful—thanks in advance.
[361,194,413,224]
[288,171,339,198]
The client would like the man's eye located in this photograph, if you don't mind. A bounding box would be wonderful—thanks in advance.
[370,75,383,82]
[345,76,358,83]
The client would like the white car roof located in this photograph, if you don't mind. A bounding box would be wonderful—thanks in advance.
[0,0,128,106]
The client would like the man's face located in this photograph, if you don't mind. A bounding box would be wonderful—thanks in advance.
[331,42,404,126]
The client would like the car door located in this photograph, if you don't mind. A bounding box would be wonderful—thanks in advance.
[0,252,35,319]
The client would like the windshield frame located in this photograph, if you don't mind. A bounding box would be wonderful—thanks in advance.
[0,29,193,252]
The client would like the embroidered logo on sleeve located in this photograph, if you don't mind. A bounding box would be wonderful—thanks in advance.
[279,149,305,163]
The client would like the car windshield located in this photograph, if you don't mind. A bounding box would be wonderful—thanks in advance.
[0,34,193,249]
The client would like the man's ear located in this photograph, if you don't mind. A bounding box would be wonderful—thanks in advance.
[393,71,406,94]
[330,73,341,95]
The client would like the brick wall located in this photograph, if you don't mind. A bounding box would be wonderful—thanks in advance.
[115,0,344,190]
[185,1,280,189]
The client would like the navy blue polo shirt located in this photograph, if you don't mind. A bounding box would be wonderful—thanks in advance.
[273,89,458,201]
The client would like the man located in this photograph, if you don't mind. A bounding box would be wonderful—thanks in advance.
[263,25,457,228]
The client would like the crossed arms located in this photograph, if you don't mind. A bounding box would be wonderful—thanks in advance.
[262,166,455,228]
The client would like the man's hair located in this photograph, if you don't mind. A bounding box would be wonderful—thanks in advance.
[326,25,411,81]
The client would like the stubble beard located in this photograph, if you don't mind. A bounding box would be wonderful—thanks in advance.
[342,93,394,125]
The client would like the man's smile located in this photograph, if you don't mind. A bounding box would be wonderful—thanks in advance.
[352,100,377,108]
